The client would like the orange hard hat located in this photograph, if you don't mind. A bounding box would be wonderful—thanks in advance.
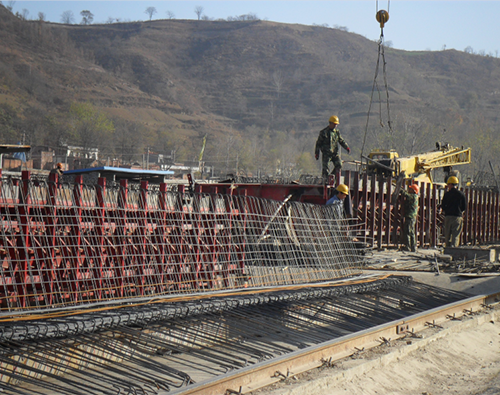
[56,163,63,168]
[408,184,419,194]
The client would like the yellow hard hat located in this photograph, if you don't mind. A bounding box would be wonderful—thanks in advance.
[329,115,339,124]
[447,176,459,185]
[336,184,349,195]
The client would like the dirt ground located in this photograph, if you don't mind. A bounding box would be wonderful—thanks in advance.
[251,249,500,395]
[252,306,500,395]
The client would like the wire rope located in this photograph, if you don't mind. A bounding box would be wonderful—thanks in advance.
[361,0,393,160]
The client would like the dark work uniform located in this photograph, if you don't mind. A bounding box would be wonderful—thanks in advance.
[314,126,349,181]
[441,187,466,247]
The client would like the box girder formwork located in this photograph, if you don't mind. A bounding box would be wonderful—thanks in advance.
[0,172,362,314]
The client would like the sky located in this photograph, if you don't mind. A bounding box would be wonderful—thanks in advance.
[6,1,500,55]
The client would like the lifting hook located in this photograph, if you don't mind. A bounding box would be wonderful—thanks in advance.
[376,9,389,28]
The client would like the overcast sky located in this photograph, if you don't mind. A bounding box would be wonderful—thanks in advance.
[8,1,500,55]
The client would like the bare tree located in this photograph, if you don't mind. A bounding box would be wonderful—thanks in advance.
[80,10,94,25]
[166,10,175,19]
[194,6,204,20]
[60,10,75,24]
[5,0,16,12]
[272,70,284,99]
[464,46,474,54]
[20,8,29,20]
[227,13,259,21]
[145,7,157,21]
[37,12,46,22]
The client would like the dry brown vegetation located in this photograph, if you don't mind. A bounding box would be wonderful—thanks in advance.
[1,4,500,179]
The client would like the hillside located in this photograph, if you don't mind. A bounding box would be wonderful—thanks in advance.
[1,5,500,178]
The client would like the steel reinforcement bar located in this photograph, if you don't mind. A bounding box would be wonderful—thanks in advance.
[0,276,482,395]
[0,172,363,314]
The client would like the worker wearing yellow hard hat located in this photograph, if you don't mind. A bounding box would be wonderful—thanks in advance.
[329,115,340,124]
[314,115,351,184]
[326,184,350,217]
[440,176,466,247]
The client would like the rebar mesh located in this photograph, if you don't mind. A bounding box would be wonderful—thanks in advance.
[0,277,469,395]
[0,177,363,313]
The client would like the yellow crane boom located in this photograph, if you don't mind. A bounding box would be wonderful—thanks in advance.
[365,143,471,184]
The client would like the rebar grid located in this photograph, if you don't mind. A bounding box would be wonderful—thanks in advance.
[0,278,469,395]
[0,177,363,313]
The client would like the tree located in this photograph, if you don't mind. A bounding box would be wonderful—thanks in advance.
[145,7,157,21]
[80,10,94,25]
[272,70,285,99]
[5,0,15,12]
[166,10,175,19]
[20,8,29,20]
[194,6,204,20]
[0,103,21,143]
[61,10,75,24]
[69,102,114,160]
[112,119,151,163]
[37,12,46,22]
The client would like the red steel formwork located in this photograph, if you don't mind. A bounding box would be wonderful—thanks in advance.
[0,171,362,313]
[203,170,500,249]
[1,170,498,314]
[343,171,500,249]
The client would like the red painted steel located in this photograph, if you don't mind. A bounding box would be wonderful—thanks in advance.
[1,170,499,313]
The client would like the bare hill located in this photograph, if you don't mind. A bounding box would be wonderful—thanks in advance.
[1,5,500,177]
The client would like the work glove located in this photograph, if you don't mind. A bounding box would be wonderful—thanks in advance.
[315,154,319,160]
[346,147,351,154]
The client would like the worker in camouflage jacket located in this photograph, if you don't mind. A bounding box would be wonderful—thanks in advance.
[401,184,419,252]
[315,115,351,183]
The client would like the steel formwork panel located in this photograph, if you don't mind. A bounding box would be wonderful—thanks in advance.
[0,172,362,313]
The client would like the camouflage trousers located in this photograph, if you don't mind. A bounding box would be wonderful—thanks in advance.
[321,154,342,181]
[402,217,416,252]
[444,216,463,247]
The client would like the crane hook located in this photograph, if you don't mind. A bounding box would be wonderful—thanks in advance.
[376,9,389,28]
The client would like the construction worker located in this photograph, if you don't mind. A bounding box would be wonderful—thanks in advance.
[49,162,64,177]
[443,166,460,185]
[326,184,349,218]
[401,184,419,252]
[315,115,350,184]
[441,176,466,247]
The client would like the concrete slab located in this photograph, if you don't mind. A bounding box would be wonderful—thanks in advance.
[444,246,500,263]
[364,248,500,296]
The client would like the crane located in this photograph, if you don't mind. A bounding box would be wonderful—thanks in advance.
[363,142,472,184]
